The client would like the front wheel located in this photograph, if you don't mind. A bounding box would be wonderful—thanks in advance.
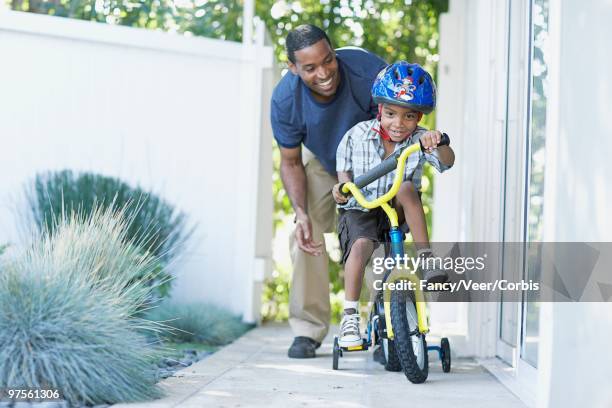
[390,289,428,383]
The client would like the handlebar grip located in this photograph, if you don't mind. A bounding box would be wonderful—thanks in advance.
[353,155,399,189]
[420,132,451,151]
[439,133,450,146]
[338,182,351,197]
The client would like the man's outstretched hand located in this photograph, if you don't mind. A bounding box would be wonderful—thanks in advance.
[295,213,324,256]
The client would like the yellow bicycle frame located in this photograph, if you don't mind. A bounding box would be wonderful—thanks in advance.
[341,142,429,338]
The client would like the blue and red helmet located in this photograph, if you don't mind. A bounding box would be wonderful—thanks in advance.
[371,61,436,114]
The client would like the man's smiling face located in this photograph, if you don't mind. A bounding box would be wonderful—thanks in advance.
[289,39,340,103]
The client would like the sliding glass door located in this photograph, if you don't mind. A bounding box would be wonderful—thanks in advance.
[521,0,549,368]
[499,0,549,372]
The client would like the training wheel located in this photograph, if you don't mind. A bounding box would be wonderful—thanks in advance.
[441,337,451,373]
[332,336,341,370]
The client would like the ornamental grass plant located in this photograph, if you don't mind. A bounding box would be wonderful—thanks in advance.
[0,207,168,406]
[27,170,193,298]
[146,301,252,346]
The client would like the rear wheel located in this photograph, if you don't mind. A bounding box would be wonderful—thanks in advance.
[441,337,451,373]
[332,336,340,370]
[382,338,402,372]
[390,289,428,383]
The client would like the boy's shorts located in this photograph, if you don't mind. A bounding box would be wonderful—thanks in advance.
[337,208,391,264]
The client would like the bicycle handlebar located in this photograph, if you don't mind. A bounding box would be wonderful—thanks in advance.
[339,133,450,196]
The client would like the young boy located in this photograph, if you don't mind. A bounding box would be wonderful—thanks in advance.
[332,61,455,347]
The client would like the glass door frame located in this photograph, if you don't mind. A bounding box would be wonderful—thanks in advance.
[497,0,542,384]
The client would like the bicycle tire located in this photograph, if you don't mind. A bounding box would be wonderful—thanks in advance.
[382,338,402,372]
[441,337,451,373]
[390,289,428,383]
[375,298,402,372]
[332,336,340,370]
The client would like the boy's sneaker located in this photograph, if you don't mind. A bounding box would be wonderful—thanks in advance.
[422,266,449,284]
[338,311,362,348]
[419,252,449,285]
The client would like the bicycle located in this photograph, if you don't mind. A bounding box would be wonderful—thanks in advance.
[332,133,452,383]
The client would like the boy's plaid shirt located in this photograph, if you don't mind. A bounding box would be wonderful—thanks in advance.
[336,118,451,211]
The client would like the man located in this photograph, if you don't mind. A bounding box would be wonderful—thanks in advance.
[271,24,386,358]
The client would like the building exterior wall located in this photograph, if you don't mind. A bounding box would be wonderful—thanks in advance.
[0,10,275,322]
[435,0,612,407]
[432,0,510,359]
[537,1,612,407]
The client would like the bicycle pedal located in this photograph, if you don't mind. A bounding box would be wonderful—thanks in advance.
[342,340,369,351]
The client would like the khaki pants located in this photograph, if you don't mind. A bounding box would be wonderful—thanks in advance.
[287,154,386,342]
[288,157,337,343]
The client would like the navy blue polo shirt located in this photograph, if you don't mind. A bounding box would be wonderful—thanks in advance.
[271,47,387,175]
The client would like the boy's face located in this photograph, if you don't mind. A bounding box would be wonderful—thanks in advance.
[379,104,423,142]
[288,39,340,103]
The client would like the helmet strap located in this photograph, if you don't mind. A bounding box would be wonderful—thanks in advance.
[373,104,392,141]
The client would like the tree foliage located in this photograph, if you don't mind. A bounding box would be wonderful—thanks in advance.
[9,0,447,73]
[9,0,243,40]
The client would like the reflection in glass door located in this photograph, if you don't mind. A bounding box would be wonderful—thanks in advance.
[522,0,550,368]
[500,0,530,357]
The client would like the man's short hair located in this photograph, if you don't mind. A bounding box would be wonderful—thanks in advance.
[285,24,333,64]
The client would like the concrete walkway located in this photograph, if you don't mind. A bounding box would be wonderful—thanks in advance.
[114,324,526,408]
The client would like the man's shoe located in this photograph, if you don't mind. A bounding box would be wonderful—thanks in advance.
[288,336,320,358]
[373,345,386,365]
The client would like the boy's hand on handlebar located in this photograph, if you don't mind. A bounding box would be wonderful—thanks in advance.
[295,212,324,256]
[332,183,349,204]
[420,130,443,153]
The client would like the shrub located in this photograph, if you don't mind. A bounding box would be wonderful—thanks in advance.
[261,262,290,322]
[0,207,167,405]
[145,301,252,346]
[262,243,345,324]
[26,170,193,298]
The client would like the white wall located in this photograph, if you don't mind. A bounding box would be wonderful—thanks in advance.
[0,10,275,322]
[537,1,612,407]
[434,0,509,245]
[433,0,510,358]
